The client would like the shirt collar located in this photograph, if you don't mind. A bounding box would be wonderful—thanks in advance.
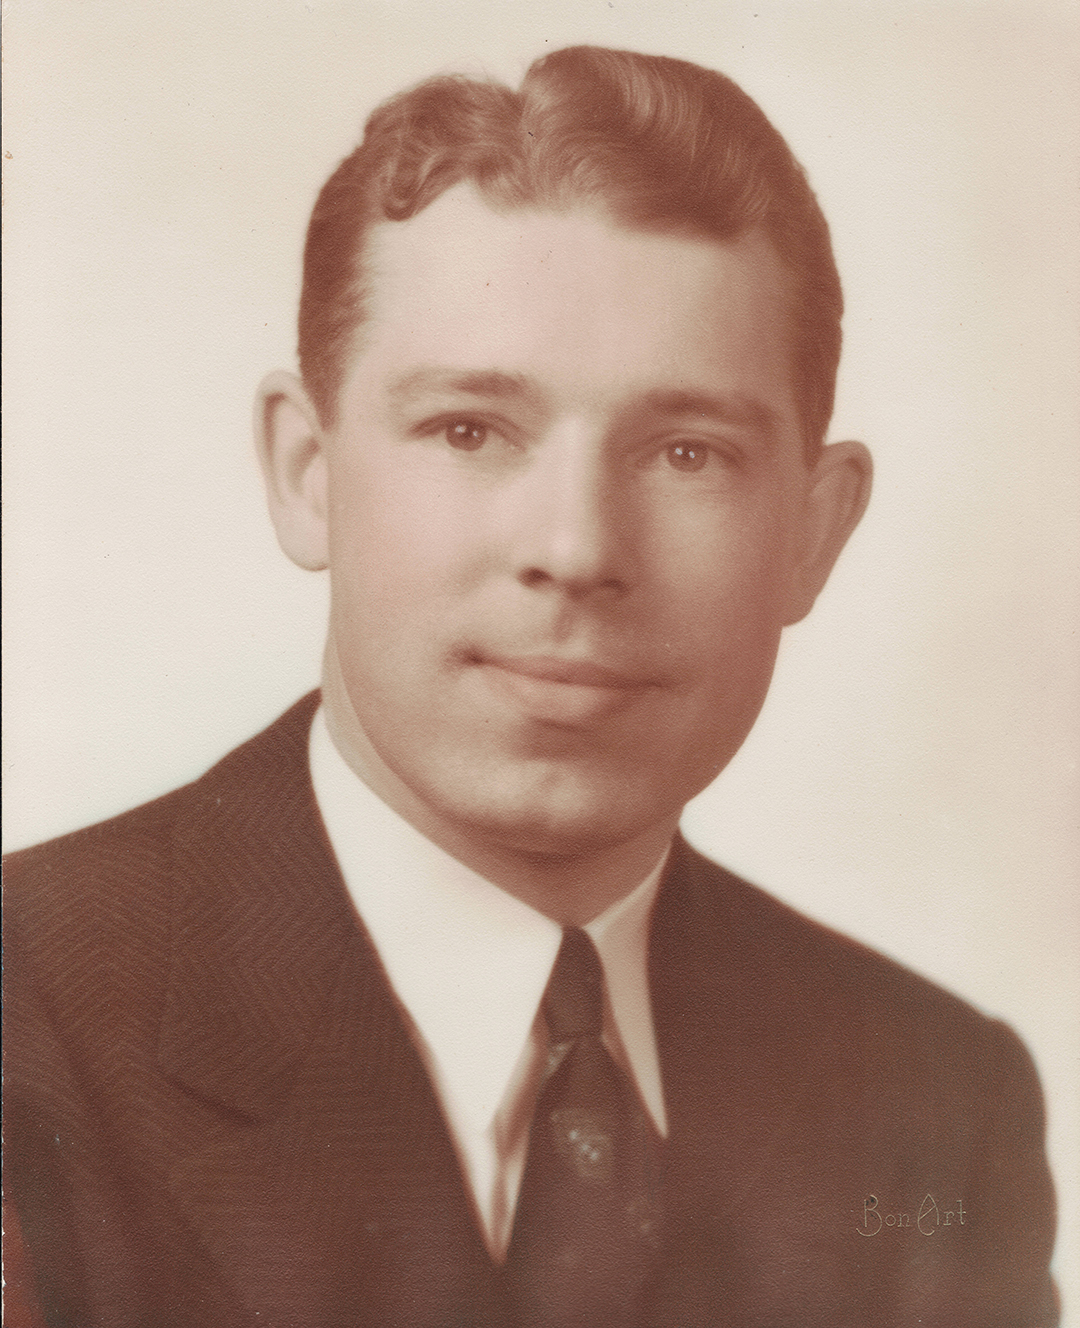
[308,705,669,1140]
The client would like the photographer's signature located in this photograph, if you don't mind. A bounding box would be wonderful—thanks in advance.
[857,1193,966,1237]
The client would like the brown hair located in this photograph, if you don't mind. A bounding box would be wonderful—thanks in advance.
[299,45,842,455]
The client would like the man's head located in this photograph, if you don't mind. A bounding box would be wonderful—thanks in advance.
[299,45,842,459]
[257,47,872,919]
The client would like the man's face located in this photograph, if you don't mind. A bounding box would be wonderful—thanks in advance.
[320,185,819,859]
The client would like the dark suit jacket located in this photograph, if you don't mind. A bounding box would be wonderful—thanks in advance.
[5,693,1058,1327]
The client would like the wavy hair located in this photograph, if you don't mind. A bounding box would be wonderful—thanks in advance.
[299,46,842,456]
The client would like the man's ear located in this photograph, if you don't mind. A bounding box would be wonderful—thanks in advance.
[254,371,330,571]
[783,439,873,625]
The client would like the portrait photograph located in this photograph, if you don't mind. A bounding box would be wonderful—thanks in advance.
[4,2,1078,1324]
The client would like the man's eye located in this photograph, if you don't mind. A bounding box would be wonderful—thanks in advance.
[665,441,709,472]
[445,420,488,451]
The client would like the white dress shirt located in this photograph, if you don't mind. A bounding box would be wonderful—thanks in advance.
[308,706,669,1260]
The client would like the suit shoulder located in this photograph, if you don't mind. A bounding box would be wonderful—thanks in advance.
[5,693,319,874]
[4,692,321,968]
[657,841,1058,1327]
[661,840,1052,1212]
[663,837,1038,1084]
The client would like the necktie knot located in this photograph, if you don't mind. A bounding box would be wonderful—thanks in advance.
[542,928,604,1042]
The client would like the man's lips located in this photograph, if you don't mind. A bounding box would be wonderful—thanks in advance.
[464,651,662,725]
[477,653,658,690]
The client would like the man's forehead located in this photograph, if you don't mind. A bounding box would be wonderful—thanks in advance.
[368,193,746,311]
[356,188,793,346]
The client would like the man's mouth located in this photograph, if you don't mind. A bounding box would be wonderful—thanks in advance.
[464,651,661,726]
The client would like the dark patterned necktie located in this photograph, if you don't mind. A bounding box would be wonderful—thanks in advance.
[503,927,664,1328]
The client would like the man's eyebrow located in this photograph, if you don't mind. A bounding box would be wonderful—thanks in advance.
[385,372,781,438]
[638,388,781,437]
[387,367,534,408]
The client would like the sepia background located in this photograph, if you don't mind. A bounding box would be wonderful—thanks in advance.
[4,0,1078,1315]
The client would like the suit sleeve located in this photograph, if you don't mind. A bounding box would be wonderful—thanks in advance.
[899,1014,1060,1328]
[975,1017,1060,1328]
[2,1199,48,1328]
[3,847,162,1325]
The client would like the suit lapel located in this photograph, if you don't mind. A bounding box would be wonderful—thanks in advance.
[157,694,355,1119]
[157,695,505,1325]
[646,838,896,1327]
[646,837,802,1326]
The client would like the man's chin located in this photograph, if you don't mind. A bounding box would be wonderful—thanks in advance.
[417,765,680,863]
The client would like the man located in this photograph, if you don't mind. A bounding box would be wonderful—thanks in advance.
[4,45,1058,1327]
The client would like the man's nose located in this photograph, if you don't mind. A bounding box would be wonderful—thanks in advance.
[506,425,634,600]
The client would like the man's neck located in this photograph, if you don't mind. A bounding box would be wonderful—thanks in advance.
[319,651,678,926]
